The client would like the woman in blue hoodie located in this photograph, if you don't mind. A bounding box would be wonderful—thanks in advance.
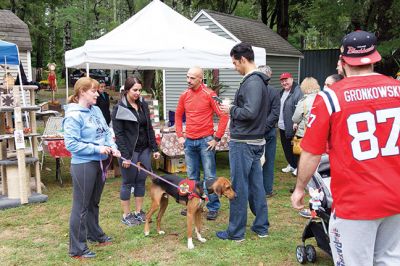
[63,77,120,259]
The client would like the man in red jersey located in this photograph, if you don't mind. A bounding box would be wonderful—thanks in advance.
[291,30,400,265]
[175,67,229,220]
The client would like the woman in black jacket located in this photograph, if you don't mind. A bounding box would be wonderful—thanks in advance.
[112,77,160,226]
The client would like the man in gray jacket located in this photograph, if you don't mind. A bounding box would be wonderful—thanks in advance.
[278,73,303,175]
[217,43,269,241]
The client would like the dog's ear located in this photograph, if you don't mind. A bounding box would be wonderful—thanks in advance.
[215,185,222,196]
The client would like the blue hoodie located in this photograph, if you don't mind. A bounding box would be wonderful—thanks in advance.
[63,103,117,164]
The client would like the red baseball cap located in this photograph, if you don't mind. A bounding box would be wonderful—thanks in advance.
[340,30,381,66]
[280,72,292,80]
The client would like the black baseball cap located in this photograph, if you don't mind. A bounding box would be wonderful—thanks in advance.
[340,30,381,66]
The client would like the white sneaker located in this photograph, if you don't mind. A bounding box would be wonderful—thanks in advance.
[282,165,295,173]
[292,168,297,176]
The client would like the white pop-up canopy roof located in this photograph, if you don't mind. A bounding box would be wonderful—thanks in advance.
[65,0,266,70]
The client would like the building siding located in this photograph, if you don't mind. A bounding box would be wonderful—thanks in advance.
[0,51,30,82]
[194,14,236,41]
[164,69,187,120]
[267,56,300,87]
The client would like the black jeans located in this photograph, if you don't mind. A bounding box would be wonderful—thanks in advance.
[279,129,298,169]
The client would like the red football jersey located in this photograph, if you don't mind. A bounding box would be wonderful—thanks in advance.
[301,73,400,219]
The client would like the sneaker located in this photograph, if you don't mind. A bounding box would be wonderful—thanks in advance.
[292,168,298,176]
[282,164,295,173]
[299,209,312,218]
[180,208,187,216]
[121,213,141,226]
[206,210,218,220]
[251,227,268,238]
[87,235,112,245]
[71,250,96,259]
[266,191,277,198]
[216,231,244,243]
[134,210,146,223]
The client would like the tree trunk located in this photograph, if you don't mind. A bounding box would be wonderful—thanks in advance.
[260,0,269,25]
[276,0,289,40]
[126,0,135,16]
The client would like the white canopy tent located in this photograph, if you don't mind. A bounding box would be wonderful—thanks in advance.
[64,0,266,116]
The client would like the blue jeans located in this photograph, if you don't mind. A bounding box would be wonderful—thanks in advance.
[226,141,269,239]
[262,128,277,195]
[184,136,220,212]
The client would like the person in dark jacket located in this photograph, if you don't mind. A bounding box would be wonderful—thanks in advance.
[217,43,269,241]
[258,65,280,197]
[111,77,160,226]
[95,80,111,125]
[278,73,303,174]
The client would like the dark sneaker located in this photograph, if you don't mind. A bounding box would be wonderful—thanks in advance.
[71,250,96,259]
[97,235,112,246]
[87,235,112,245]
[121,213,141,226]
[266,191,277,198]
[180,208,187,216]
[206,210,218,220]
[216,231,244,243]
[134,211,146,223]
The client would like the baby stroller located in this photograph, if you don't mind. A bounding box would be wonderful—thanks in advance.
[295,154,332,264]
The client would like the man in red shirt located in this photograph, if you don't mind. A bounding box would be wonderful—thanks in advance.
[175,67,229,220]
[291,30,400,265]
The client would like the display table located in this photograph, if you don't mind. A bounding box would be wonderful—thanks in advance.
[160,131,230,157]
[157,125,230,173]
[43,138,71,185]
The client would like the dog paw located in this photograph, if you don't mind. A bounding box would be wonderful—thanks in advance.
[158,231,165,235]
[144,231,149,236]
[198,237,207,243]
[188,238,195,249]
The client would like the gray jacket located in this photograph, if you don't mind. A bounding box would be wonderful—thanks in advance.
[292,92,317,137]
[229,71,270,140]
[280,82,303,138]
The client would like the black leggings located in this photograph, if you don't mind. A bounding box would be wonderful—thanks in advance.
[119,148,152,200]
[69,161,106,256]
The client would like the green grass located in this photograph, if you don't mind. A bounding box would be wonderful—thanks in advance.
[0,149,333,266]
[0,88,333,265]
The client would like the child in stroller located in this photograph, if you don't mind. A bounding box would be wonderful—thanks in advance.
[295,154,332,264]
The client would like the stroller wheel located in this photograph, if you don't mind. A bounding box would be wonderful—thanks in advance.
[305,244,317,263]
[296,245,307,264]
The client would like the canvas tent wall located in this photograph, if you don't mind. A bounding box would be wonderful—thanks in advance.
[64,0,266,118]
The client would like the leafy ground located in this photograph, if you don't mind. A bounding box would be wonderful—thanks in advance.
[0,87,333,265]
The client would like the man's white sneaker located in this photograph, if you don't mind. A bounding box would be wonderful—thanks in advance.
[282,165,295,173]
[292,168,298,176]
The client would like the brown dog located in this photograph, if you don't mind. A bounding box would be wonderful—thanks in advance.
[144,175,235,249]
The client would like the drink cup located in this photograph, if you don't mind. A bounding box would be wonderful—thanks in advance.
[222,98,231,106]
